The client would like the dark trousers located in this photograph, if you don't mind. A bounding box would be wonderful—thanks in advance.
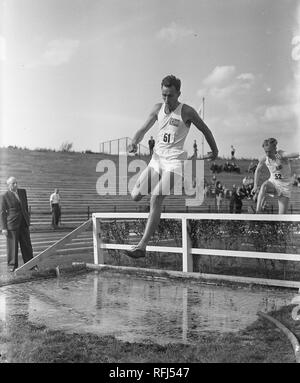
[229,201,242,214]
[51,204,60,226]
[6,219,33,267]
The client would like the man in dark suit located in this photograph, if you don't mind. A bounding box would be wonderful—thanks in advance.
[0,177,34,272]
[148,136,155,156]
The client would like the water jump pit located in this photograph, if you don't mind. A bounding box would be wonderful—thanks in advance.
[0,269,296,346]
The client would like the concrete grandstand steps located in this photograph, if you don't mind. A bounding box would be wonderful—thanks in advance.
[0,229,93,260]
[0,227,94,271]
[1,148,299,225]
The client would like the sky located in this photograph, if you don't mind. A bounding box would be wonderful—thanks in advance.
[0,0,300,158]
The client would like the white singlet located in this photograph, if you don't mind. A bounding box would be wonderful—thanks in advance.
[155,103,189,160]
[265,150,292,198]
[149,103,189,176]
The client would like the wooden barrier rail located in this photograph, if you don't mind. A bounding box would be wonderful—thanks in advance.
[14,219,92,274]
[92,213,300,290]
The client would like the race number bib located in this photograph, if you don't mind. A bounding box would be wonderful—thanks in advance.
[162,131,175,144]
[274,173,282,180]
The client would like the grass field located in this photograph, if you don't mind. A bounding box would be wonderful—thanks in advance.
[0,303,298,363]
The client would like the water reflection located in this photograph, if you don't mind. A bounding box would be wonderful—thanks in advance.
[0,272,296,345]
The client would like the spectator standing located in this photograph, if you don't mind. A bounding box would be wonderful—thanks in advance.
[215,181,224,212]
[0,177,35,272]
[50,188,61,229]
[193,140,198,158]
[148,136,155,156]
[231,145,235,159]
[292,173,299,187]
[229,186,244,213]
[204,184,209,198]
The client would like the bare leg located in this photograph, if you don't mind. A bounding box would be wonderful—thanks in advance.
[256,188,266,213]
[126,171,176,257]
[136,193,165,250]
[131,165,159,202]
[256,180,274,213]
[278,196,289,214]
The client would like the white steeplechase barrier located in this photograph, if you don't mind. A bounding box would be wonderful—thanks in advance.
[92,213,300,289]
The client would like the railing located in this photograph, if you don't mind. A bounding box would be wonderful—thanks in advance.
[92,212,300,289]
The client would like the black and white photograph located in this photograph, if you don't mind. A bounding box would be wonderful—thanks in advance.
[0,0,300,367]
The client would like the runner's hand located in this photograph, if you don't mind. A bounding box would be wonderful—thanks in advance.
[251,185,258,195]
[128,143,138,153]
[1,229,8,237]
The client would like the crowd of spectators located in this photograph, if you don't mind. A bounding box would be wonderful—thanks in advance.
[210,161,240,174]
[223,161,240,173]
[204,167,258,213]
[205,171,279,213]
[203,149,300,213]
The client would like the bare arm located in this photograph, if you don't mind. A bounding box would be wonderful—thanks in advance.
[129,103,161,152]
[183,105,218,159]
[253,157,266,191]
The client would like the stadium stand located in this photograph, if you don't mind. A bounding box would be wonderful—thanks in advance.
[0,147,299,228]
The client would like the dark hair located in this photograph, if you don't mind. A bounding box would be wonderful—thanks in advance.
[161,75,181,91]
[262,138,277,148]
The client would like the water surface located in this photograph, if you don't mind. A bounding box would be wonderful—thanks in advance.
[0,271,296,344]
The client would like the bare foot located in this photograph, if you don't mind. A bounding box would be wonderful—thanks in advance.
[125,245,146,259]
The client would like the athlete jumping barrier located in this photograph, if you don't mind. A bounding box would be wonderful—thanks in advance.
[92,213,300,290]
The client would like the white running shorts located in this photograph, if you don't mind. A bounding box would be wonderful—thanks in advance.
[148,152,184,176]
[268,179,291,199]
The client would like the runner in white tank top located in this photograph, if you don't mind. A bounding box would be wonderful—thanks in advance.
[155,102,189,160]
[265,149,292,195]
[253,138,299,214]
[148,102,189,176]
[125,75,218,258]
